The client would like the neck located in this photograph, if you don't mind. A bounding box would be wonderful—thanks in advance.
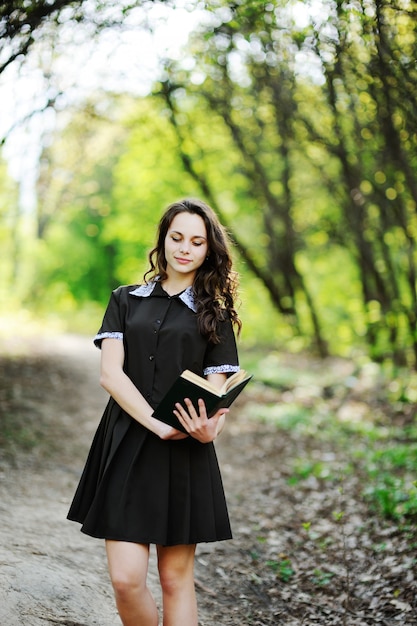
[162,276,194,296]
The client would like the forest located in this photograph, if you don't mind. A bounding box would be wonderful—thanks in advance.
[0,1,417,624]
[1,0,416,366]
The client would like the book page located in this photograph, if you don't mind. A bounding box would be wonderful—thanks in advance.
[223,369,248,393]
[181,370,221,395]
[181,369,248,396]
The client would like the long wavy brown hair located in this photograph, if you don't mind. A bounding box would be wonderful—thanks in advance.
[144,198,241,343]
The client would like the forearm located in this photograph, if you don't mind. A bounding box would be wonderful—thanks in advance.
[99,338,165,436]
[206,372,227,436]
[100,368,156,431]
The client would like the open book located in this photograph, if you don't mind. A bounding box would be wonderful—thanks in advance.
[153,369,252,433]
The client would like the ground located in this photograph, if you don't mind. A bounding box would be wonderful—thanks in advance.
[0,334,416,625]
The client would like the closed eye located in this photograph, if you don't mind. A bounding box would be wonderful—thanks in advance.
[170,235,205,246]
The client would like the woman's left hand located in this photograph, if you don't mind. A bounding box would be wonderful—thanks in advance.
[173,398,229,443]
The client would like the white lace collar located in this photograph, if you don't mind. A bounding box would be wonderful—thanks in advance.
[129,280,197,312]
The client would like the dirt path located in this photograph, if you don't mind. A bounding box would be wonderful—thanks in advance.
[0,334,249,626]
[0,335,416,625]
[0,336,122,625]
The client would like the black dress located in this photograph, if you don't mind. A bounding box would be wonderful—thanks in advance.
[67,280,240,546]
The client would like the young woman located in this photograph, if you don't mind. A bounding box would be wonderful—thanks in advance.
[67,198,242,626]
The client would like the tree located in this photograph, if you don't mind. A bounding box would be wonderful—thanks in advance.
[154,0,417,366]
[306,0,417,364]
[156,1,329,355]
[0,0,174,76]
[0,0,177,148]
[0,157,19,295]
[1,0,83,75]
[29,94,204,308]
[4,0,417,365]
[32,96,131,305]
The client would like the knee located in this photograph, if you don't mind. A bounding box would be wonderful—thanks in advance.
[159,568,181,596]
[157,545,196,597]
[110,571,142,602]
[158,561,194,597]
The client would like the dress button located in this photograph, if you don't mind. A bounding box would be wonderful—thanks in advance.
[149,355,154,361]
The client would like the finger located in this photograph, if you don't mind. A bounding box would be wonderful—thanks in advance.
[183,397,200,417]
[196,398,207,418]
[208,408,229,424]
[173,403,197,432]
[182,397,207,420]
[174,403,188,421]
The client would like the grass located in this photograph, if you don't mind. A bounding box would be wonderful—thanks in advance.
[241,347,417,524]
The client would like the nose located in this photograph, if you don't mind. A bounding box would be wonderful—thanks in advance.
[179,241,190,254]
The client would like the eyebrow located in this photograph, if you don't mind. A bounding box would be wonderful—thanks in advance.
[170,230,207,240]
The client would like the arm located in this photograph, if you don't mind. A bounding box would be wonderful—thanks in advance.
[100,338,187,440]
[173,372,229,443]
[206,372,228,435]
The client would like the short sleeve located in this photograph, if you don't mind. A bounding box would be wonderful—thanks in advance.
[203,318,239,376]
[93,287,125,349]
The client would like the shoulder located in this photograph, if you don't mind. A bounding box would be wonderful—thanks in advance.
[127,281,157,298]
[110,282,155,300]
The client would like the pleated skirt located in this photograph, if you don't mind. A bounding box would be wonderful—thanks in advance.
[67,398,232,546]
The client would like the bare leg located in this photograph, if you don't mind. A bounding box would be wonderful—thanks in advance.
[157,544,198,626]
[106,540,158,626]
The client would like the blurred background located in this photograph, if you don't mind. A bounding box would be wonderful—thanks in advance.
[1,0,417,373]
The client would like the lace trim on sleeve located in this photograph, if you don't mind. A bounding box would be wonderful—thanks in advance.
[94,331,123,348]
[203,364,240,376]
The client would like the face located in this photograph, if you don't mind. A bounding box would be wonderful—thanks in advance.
[164,212,208,281]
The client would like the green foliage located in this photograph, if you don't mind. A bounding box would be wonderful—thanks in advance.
[266,557,295,583]
[311,569,335,586]
[0,158,19,305]
[364,474,417,520]
[156,0,417,365]
[2,0,417,368]
[108,98,203,280]
[0,0,160,77]
[245,348,417,523]
[363,444,417,519]
[297,246,366,357]
[288,460,334,485]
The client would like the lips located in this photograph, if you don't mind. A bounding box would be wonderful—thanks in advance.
[175,257,192,264]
